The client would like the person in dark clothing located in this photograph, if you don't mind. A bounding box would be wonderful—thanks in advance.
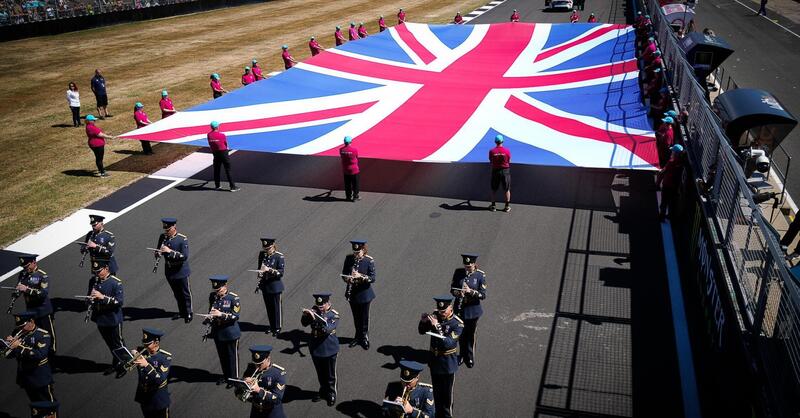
[206,121,240,192]
[656,144,685,221]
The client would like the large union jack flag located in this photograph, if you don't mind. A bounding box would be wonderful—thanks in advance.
[122,22,657,169]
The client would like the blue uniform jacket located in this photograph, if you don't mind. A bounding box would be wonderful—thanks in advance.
[135,349,171,412]
[418,314,463,375]
[89,274,124,327]
[450,269,487,320]
[341,254,376,304]
[159,233,190,280]
[9,328,53,388]
[208,291,241,342]
[17,269,53,317]
[257,251,285,294]
[384,381,435,418]
[301,308,339,357]
[85,229,118,273]
[249,363,287,418]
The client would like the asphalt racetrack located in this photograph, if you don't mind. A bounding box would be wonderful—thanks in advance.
[0,2,684,417]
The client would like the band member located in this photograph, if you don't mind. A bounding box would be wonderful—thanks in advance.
[134,328,171,418]
[383,360,435,417]
[4,311,54,402]
[240,345,286,418]
[341,239,376,349]
[30,400,59,417]
[301,293,339,406]
[418,296,463,418]
[87,258,126,378]
[449,253,486,368]
[205,275,241,387]
[82,214,118,274]
[15,254,56,354]
[155,217,193,323]
[257,237,285,336]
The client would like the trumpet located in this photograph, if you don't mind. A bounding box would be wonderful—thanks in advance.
[236,367,264,402]
[123,346,157,375]
[2,328,27,358]
[2,286,20,314]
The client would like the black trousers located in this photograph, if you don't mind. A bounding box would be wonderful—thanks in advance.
[98,323,125,370]
[23,383,55,403]
[459,317,479,363]
[90,146,105,173]
[349,300,371,340]
[262,292,282,331]
[70,106,81,126]
[213,150,236,189]
[781,215,800,252]
[167,277,193,318]
[343,173,360,200]
[431,373,455,418]
[311,354,337,399]
[141,407,169,418]
[213,91,223,99]
[141,140,153,154]
[34,314,56,354]
[214,338,239,379]
[660,186,678,218]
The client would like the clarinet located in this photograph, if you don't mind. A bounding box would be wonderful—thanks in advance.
[345,257,360,301]
[454,275,465,315]
[152,235,165,274]
[202,295,219,342]
[85,276,98,323]
[80,231,96,268]
[6,287,20,314]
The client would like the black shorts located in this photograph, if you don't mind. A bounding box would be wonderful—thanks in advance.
[491,168,510,191]
[95,93,108,107]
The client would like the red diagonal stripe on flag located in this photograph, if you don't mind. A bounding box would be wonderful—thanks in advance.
[121,102,377,142]
[535,24,627,63]
[394,24,437,64]
[504,95,658,166]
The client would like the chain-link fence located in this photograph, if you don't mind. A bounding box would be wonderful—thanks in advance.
[645,0,800,414]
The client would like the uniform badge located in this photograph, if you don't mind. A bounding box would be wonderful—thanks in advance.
[254,353,261,360]
[160,365,169,372]
[31,408,38,415]
[93,262,99,268]
[18,257,24,264]
[316,297,323,304]
[403,370,410,377]
[233,304,241,313]
[40,282,48,289]
[437,301,445,309]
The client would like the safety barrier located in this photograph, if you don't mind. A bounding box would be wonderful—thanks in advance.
[645,0,800,415]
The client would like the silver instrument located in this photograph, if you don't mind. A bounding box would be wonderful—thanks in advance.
[1,328,27,358]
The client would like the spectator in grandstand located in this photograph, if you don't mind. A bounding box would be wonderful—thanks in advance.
[90,69,110,119]
[210,73,227,99]
[489,134,512,213]
[510,9,520,22]
[348,22,359,41]
[454,11,463,24]
[335,25,346,46]
[655,116,675,167]
[309,36,324,56]
[133,102,153,154]
[357,22,368,38]
[67,81,81,127]
[251,59,265,81]
[241,66,255,86]
[569,9,579,23]
[587,13,597,23]
[397,8,405,24]
[281,45,297,70]
[159,90,176,118]
[656,144,685,221]
[85,114,116,177]
[378,15,387,32]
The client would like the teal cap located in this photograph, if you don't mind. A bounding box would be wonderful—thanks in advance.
[161,90,168,96]
[344,135,353,144]
[211,73,220,79]
[252,58,258,64]
[210,121,220,129]
[350,22,355,26]
[662,116,674,124]
[359,22,364,25]
[336,25,340,30]
[310,36,315,40]
[670,144,684,152]
[245,66,250,71]
[135,102,143,108]
[494,134,504,144]
[282,44,288,49]
[86,114,96,121]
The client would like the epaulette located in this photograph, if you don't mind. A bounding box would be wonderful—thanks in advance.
[177,233,187,239]
[477,269,486,274]
[36,269,47,275]
[111,276,122,283]
[229,292,239,297]
[36,328,49,334]
[275,252,284,256]
[365,255,374,260]
[452,315,464,324]
[103,230,115,236]
[418,382,433,389]
[330,309,339,315]
[159,349,172,356]
[272,364,285,371]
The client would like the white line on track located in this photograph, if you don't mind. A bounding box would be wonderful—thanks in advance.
[731,0,800,38]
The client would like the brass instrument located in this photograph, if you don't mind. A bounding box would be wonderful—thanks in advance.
[385,382,413,417]
[2,286,20,314]
[2,328,27,358]
[422,312,444,335]
[123,346,157,375]
[236,366,264,402]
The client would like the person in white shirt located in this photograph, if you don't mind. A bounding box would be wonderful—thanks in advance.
[67,82,81,127]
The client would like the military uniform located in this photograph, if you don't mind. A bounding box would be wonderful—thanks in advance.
[242,345,286,418]
[135,328,171,418]
[88,259,126,376]
[301,293,339,406]
[157,217,193,322]
[16,254,56,353]
[449,254,487,368]
[84,214,118,274]
[206,276,241,384]
[342,240,376,349]
[5,312,55,402]
[383,360,435,418]
[257,238,285,336]
[418,296,463,418]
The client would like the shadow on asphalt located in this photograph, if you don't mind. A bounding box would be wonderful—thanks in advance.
[52,297,89,313]
[283,384,318,403]
[52,355,108,375]
[122,306,173,321]
[335,399,383,417]
[376,345,431,370]
[169,365,219,383]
